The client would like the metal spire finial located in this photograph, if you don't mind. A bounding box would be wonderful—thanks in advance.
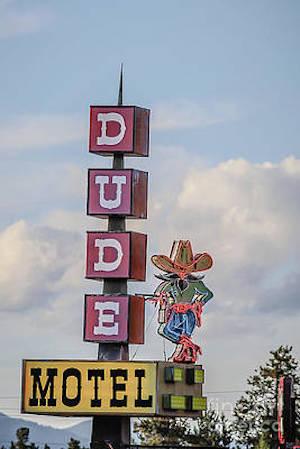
[118,63,123,106]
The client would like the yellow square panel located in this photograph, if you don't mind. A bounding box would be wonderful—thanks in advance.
[194,369,204,384]
[192,396,207,411]
[173,368,184,382]
[171,395,186,410]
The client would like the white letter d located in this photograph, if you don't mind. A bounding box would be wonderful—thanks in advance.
[97,112,126,146]
[94,238,123,272]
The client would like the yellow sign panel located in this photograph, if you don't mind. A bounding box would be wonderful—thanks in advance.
[22,361,156,416]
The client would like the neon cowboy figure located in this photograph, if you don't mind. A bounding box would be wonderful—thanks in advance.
[150,240,214,363]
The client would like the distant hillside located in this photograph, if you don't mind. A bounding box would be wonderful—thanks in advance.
[0,412,91,448]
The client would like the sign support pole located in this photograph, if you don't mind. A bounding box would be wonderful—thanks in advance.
[90,66,130,449]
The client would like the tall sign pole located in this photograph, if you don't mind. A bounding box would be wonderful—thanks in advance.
[99,68,128,355]
[87,67,149,449]
[90,68,130,449]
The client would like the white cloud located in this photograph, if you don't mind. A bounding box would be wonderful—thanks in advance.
[0,220,83,311]
[147,152,300,320]
[0,115,86,153]
[0,1,52,39]
[152,100,239,130]
[41,210,89,233]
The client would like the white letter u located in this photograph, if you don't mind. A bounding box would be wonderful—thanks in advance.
[95,175,127,210]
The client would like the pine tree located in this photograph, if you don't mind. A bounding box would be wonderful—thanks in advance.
[233,345,300,449]
[67,438,81,449]
[134,410,233,446]
[186,410,232,448]
[15,429,29,449]
[10,428,39,449]
[28,444,38,449]
[134,417,187,445]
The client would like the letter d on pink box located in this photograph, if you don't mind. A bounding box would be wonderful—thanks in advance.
[89,106,150,156]
[86,231,147,281]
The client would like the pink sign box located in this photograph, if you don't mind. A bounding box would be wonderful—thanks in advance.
[84,295,129,343]
[89,106,150,156]
[87,169,148,218]
[86,231,147,281]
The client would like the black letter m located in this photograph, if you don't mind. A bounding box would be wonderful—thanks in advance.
[29,368,57,407]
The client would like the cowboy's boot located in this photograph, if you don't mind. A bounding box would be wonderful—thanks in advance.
[168,344,183,362]
[172,336,190,362]
[173,335,202,363]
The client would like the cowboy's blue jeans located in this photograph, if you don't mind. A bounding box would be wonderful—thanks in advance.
[162,309,196,343]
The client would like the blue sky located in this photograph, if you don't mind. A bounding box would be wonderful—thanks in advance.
[0,0,299,431]
[1,0,300,165]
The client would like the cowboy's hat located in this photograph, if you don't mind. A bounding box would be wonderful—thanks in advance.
[151,240,213,277]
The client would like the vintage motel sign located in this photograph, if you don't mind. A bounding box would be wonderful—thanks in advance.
[86,231,147,281]
[84,295,144,344]
[89,106,150,156]
[22,360,156,416]
[87,169,148,219]
[22,361,206,417]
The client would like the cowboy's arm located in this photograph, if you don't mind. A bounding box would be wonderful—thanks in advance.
[193,281,214,306]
